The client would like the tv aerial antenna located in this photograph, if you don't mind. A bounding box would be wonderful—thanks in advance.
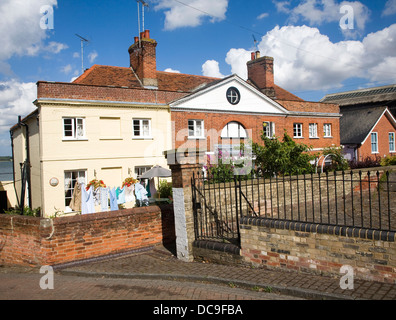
[252,34,259,52]
[136,0,149,47]
[75,34,89,74]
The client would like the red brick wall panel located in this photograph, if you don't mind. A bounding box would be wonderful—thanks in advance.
[171,111,341,152]
[0,205,175,267]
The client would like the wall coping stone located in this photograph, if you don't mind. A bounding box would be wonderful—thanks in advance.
[240,216,396,242]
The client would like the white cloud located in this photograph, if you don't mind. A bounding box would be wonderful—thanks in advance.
[208,24,396,94]
[257,13,269,20]
[88,51,98,64]
[164,68,181,73]
[153,0,229,30]
[225,49,252,79]
[273,0,370,38]
[61,64,73,74]
[202,60,224,78]
[45,41,68,54]
[383,0,396,16]
[0,0,68,75]
[0,80,37,134]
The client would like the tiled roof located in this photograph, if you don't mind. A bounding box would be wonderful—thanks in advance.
[73,65,304,101]
[73,65,219,93]
[273,85,304,101]
[73,65,141,88]
[321,84,396,106]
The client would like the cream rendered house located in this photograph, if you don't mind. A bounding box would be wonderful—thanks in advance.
[11,96,172,217]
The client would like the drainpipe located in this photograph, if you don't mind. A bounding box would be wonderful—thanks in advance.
[9,129,20,210]
[17,116,32,213]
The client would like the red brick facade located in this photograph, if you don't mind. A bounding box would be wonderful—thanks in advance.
[37,81,187,104]
[358,111,396,160]
[172,110,340,152]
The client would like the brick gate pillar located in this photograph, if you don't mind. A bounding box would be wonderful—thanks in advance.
[165,149,205,262]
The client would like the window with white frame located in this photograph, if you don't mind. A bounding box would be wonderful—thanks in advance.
[309,123,318,138]
[133,119,151,138]
[63,118,85,140]
[135,166,152,178]
[390,132,395,152]
[64,170,87,210]
[263,121,275,138]
[324,123,332,137]
[371,132,378,153]
[293,123,303,138]
[188,120,204,138]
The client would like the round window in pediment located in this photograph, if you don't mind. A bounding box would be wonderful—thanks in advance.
[226,87,241,105]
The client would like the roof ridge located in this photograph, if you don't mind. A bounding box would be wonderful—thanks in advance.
[157,70,221,80]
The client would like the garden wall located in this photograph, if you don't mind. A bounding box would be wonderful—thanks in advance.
[0,205,175,267]
[240,217,396,284]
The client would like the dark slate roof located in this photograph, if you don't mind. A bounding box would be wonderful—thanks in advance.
[321,84,396,106]
[340,106,387,144]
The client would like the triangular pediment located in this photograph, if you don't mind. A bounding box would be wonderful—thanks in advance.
[170,75,289,115]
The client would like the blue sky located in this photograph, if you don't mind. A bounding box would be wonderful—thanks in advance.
[0,0,396,156]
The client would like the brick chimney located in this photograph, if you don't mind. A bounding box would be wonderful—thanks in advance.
[247,52,275,98]
[128,30,158,88]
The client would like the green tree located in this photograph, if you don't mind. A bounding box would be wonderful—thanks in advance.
[252,130,315,176]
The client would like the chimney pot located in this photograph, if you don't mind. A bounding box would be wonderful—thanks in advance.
[251,52,256,61]
[256,51,261,59]
[144,30,150,38]
[134,36,139,43]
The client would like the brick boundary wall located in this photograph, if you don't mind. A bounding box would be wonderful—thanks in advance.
[240,217,396,284]
[0,205,175,267]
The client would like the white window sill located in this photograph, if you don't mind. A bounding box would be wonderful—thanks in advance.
[62,138,88,141]
[132,137,153,140]
[324,136,333,138]
[293,136,304,139]
[371,151,379,154]
[188,137,206,140]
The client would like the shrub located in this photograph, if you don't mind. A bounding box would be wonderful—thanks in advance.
[349,156,382,169]
[253,131,316,176]
[322,146,349,171]
[157,179,172,198]
[5,206,41,217]
[380,155,396,167]
[204,151,236,182]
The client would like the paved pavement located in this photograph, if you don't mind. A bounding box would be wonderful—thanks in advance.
[1,245,396,301]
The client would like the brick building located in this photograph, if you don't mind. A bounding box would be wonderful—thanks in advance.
[339,106,396,161]
[171,53,341,156]
[11,30,341,217]
[322,84,396,161]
